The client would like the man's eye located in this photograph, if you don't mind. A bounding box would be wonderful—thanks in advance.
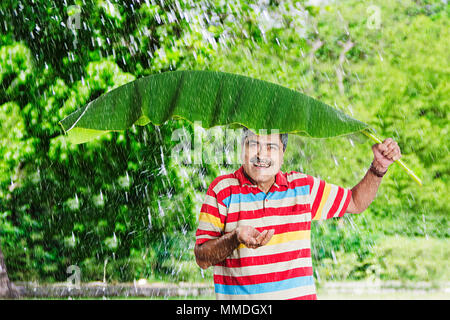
[269,145,278,150]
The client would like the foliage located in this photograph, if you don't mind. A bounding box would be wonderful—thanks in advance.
[315,236,449,283]
[59,69,368,144]
[0,0,448,283]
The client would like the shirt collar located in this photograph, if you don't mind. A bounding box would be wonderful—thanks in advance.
[234,165,288,188]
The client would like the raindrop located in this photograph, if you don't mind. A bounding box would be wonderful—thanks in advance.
[349,138,355,147]
[331,249,337,264]
[147,207,152,229]
[422,214,428,240]
[157,200,165,217]
[332,155,339,166]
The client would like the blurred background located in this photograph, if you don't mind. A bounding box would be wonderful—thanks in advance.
[0,0,448,298]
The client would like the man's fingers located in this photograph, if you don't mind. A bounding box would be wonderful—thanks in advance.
[384,142,400,159]
[382,142,395,156]
[245,236,258,247]
[255,230,268,244]
[393,153,402,161]
[374,143,387,153]
[384,146,396,158]
[260,229,275,246]
[244,229,276,249]
[374,142,385,150]
[385,148,398,159]
[250,228,261,238]
[377,139,401,159]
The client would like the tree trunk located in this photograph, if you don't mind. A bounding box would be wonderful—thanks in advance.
[0,243,19,298]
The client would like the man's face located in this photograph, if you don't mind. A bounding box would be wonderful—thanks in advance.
[242,132,285,185]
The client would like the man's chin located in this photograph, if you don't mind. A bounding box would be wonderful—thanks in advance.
[248,171,276,184]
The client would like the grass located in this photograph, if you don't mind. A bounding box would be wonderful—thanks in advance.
[21,291,449,300]
[317,291,450,300]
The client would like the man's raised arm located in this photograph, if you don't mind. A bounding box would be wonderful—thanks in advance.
[346,138,402,214]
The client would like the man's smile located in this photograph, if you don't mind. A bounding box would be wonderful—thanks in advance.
[251,157,272,169]
[253,162,270,168]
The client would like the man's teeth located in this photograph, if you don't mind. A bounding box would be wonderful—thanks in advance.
[254,163,270,167]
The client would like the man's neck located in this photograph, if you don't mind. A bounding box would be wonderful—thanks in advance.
[258,180,275,194]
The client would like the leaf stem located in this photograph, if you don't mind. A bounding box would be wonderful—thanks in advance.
[362,129,422,186]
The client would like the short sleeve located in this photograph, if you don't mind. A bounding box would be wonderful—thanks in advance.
[195,183,227,245]
[310,176,352,221]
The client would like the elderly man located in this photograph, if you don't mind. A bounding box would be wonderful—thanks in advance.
[194,127,401,300]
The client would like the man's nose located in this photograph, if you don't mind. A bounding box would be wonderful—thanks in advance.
[256,144,268,157]
[256,143,263,155]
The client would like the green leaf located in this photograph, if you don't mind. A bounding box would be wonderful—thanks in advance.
[58,70,421,185]
[59,70,368,144]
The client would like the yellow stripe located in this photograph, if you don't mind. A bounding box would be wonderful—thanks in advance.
[312,183,331,221]
[199,212,224,230]
[237,230,310,249]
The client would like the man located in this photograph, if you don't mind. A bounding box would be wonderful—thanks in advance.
[194,127,401,300]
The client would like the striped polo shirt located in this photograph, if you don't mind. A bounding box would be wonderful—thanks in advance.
[195,165,353,300]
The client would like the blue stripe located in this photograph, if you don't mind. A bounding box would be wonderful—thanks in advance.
[270,186,309,200]
[222,196,231,208]
[214,276,314,295]
[222,186,309,207]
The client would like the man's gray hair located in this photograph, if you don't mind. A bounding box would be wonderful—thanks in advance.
[241,127,288,152]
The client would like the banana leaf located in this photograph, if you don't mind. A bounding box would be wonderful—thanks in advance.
[59,70,421,185]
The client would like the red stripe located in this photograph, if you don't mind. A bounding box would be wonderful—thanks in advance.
[206,187,215,197]
[326,187,344,219]
[311,180,325,219]
[338,189,352,217]
[218,186,267,196]
[209,173,235,191]
[213,267,313,286]
[288,294,317,300]
[218,249,311,268]
[207,174,234,207]
[200,203,221,217]
[195,238,212,245]
[200,204,227,224]
[257,222,311,235]
[195,229,221,238]
[226,204,310,223]
[287,175,311,187]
